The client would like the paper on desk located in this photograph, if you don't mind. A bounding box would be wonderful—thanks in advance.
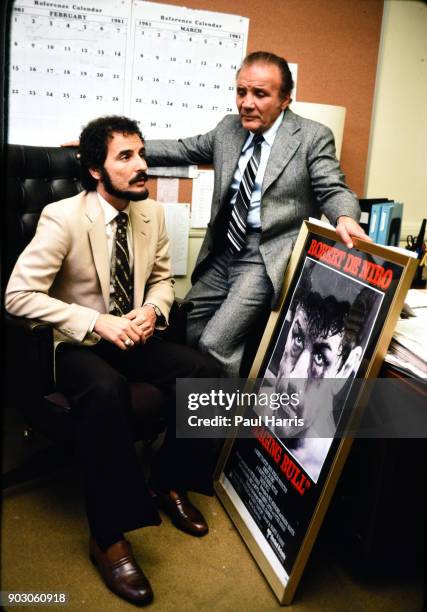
[404,289,427,309]
[386,307,427,378]
[384,353,427,379]
[385,298,427,379]
[388,340,427,375]
[393,315,427,363]
[191,169,214,228]
[161,203,190,276]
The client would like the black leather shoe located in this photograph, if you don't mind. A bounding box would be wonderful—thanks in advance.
[90,538,153,606]
[150,488,209,537]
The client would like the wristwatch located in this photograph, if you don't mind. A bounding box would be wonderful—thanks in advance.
[144,303,162,319]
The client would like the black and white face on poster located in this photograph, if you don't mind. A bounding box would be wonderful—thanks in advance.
[257,257,383,482]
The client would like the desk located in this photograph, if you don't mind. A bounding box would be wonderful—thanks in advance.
[326,362,425,576]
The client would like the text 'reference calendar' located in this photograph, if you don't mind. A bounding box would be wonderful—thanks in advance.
[8,0,249,145]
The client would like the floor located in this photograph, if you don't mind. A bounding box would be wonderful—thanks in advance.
[1,451,424,612]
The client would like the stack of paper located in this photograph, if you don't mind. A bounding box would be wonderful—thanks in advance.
[385,290,427,379]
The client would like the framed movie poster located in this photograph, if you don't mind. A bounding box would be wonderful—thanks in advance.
[214,219,418,604]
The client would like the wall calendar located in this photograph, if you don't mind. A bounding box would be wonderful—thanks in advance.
[8,0,249,145]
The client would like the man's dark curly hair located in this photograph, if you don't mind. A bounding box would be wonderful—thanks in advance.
[78,116,144,191]
[238,51,295,100]
[295,289,351,369]
[291,269,374,372]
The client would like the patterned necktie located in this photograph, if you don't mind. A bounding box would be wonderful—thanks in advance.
[227,133,264,253]
[110,211,133,316]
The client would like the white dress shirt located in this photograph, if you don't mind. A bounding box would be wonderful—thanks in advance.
[229,111,284,228]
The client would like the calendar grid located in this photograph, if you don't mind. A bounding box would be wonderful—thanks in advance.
[9,0,249,145]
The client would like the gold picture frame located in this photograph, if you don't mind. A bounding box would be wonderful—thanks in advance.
[214,219,418,605]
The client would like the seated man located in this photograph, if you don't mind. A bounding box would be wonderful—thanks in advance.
[260,261,381,481]
[5,116,221,606]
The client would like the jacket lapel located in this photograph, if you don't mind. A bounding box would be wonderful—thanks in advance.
[262,109,302,195]
[219,122,248,201]
[86,192,110,311]
[130,203,151,309]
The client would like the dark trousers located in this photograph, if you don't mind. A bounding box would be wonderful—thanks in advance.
[55,336,221,545]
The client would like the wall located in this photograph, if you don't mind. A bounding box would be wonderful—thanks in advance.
[149,0,384,197]
[365,0,427,239]
[148,0,384,295]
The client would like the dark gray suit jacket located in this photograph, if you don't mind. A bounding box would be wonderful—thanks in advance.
[147,109,360,305]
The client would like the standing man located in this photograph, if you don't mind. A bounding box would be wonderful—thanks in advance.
[5,116,221,606]
[146,51,368,377]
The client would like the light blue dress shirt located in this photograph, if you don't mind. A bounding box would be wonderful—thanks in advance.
[229,111,284,228]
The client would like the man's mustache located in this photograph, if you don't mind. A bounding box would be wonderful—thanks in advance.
[129,172,148,185]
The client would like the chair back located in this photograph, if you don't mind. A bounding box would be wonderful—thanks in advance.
[5,144,81,281]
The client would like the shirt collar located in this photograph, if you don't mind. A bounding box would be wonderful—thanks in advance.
[242,110,284,152]
[96,192,130,225]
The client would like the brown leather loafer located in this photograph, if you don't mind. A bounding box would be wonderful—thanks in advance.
[150,488,209,537]
[89,538,153,606]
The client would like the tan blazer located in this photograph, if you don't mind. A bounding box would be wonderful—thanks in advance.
[5,191,174,347]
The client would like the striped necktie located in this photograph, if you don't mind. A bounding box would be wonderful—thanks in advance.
[110,211,133,316]
[227,133,264,253]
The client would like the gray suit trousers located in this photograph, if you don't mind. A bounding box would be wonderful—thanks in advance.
[185,233,274,377]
